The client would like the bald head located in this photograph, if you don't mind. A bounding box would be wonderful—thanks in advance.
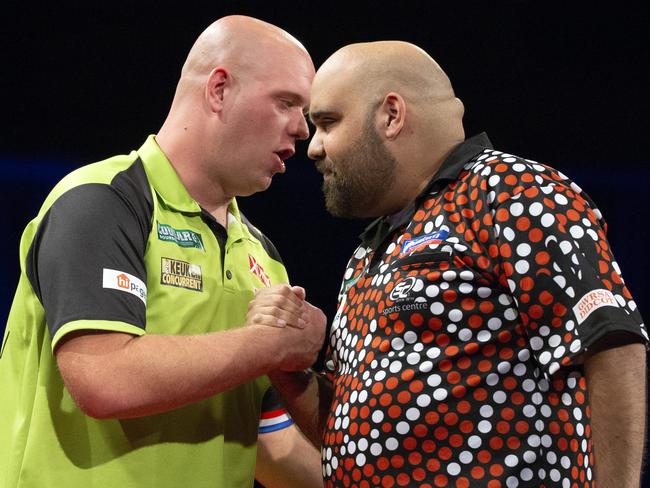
[177,15,310,95]
[314,41,456,108]
[157,16,314,208]
[308,41,465,217]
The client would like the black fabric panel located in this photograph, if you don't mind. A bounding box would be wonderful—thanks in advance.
[200,209,228,275]
[260,385,286,413]
[240,213,283,264]
[28,182,151,339]
[111,158,153,238]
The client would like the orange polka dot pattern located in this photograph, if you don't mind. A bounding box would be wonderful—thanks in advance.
[321,141,647,487]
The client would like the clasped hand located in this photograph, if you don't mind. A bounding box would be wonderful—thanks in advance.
[247,285,327,371]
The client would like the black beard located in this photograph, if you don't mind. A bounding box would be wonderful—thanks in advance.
[322,116,397,219]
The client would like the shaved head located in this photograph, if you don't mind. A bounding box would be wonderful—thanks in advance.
[177,15,310,96]
[313,41,456,110]
[308,41,465,217]
[156,15,314,210]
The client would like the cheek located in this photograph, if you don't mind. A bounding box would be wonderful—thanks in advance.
[324,135,347,162]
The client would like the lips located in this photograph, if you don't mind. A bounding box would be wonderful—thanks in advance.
[274,148,295,161]
[271,148,294,174]
[316,160,335,178]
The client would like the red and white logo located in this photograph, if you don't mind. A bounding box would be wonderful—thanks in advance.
[573,289,618,325]
[117,273,130,289]
[249,255,271,287]
[103,268,147,304]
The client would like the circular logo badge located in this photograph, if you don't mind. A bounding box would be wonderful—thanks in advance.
[389,277,417,301]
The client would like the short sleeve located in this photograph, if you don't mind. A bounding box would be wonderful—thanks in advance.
[494,180,647,376]
[27,183,150,345]
[258,386,293,434]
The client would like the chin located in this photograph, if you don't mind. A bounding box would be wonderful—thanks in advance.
[251,177,274,195]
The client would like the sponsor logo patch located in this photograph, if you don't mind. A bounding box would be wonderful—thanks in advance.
[249,254,271,287]
[573,289,618,324]
[389,277,417,301]
[401,230,449,255]
[157,222,204,250]
[103,268,147,304]
[161,257,203,291]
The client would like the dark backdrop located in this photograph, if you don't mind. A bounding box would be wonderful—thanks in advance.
[1,1,648,485]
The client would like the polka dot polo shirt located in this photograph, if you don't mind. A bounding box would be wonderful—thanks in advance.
[321,133,647,488]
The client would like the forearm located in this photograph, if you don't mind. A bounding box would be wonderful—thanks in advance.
[256,425,322,488]
[57,326,279,419]
[269,370,333,447]
[585,341,646,487]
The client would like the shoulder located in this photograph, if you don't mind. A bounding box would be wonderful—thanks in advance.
[39,151,148,215]
[38,151,153,225]
[459,148,585,207]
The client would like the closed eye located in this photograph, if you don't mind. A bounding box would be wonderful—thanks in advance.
[309,110,340,131]
[315,118,337,131]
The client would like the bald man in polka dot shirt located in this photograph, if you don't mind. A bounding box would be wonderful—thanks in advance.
[254,41,648,487]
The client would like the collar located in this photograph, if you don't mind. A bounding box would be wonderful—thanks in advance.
[225,198,250,243]
[138,136,250,242]
[138,135,202,214]
[360,132,493,249]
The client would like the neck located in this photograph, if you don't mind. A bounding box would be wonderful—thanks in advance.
[382,137,461,216]
[156,118,232,220]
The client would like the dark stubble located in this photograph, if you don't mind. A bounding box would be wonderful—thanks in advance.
[318,111,397,218]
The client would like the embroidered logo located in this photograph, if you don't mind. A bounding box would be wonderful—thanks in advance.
[157,222,204,250]
[389,277,417,301]
[249,254,271,287]
[160,257,203,291]
[573,289,618,325]
[103,268,147,304]
[401,229,449,255]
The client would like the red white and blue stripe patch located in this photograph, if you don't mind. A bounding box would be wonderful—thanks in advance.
[258,408,293,433]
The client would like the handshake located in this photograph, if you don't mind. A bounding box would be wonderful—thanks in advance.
[246,284,328,372]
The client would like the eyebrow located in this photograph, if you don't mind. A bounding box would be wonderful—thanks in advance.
[309,110,339,124]
[275,91,307,107]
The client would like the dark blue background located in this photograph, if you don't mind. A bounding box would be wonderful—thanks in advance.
[1,2,648,485]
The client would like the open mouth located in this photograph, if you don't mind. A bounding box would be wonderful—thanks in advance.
[274,148,295,162]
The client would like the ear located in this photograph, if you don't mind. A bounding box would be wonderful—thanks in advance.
[205,67,229,113]
[378,92,406,139]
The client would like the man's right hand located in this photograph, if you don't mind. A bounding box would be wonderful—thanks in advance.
[247,285,327,372]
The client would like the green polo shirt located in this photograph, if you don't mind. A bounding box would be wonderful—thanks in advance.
[0,136,289,487]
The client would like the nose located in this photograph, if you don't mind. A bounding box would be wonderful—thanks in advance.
[290,111,310,141]
[307,131,324,161]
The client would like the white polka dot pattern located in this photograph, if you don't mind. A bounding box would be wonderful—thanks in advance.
[321,144,646,487]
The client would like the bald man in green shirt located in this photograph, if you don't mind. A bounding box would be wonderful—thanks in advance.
[0,16,325,488]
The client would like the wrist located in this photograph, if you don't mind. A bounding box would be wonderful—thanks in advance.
[243,324,285,372]
[269,369,313,395]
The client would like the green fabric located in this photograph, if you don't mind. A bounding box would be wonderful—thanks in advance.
[0,136,289,487]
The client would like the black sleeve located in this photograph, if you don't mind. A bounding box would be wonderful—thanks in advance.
[259,385,294,433]
[494,182,648,376]
[27,183,150,339]
[260,385,286,413]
